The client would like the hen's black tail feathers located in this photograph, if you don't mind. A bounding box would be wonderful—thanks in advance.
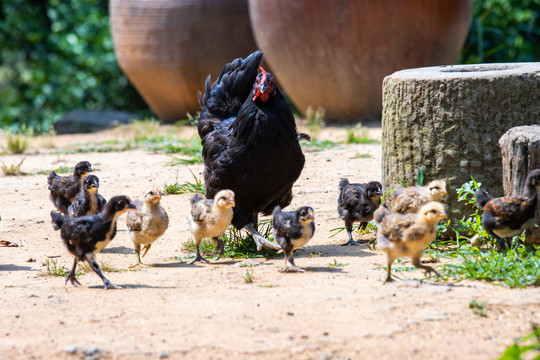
[475,189,493,208]
[50,210,65,231]
[197,50,264,138]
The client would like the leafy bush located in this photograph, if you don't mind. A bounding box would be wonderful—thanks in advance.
[0,0,149,134]
[461,0,540,63]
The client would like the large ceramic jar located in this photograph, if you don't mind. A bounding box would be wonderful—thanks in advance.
[248,0,472,123]
[110,0,258,122]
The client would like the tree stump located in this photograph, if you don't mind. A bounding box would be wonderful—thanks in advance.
[382,63,540,220]
[499,125,540,245]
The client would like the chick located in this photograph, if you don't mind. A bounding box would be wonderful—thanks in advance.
[337,178,382,246]
[126,188,169,267]
[67,174,106,218]
[392,179,447,214]
[50,195,135,289]
[188,190,235,264]
[375,202,447,283]
[272,205,315,272]
[475,169,540,250]
[47,161,93,214]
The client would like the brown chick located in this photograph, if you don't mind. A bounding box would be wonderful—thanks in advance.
[188,190,235,264]
[375,202,447,283]
[126,188,169,267]
[475,169,540,250]
[392,179,447,214]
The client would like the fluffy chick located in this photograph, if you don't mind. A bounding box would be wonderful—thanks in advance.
[272,205,315,272]
[68,174,106,218]
[375,202,447,283]
[47,161,93,214]
[475,169,540,250]
[188,190,235,264]
[392,179,447,214]
[337,178,382,246]
[50,195,135,289]
[126,188,169,266]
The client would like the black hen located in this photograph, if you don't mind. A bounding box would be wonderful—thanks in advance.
[198,50,305,251]
[475,169,540,250]
[68,174,106,218]
[51,195,135,289]
[272,205,315,272]
[47,161,93,214]
[337,178,383,246]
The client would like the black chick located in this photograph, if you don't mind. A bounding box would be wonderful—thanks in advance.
[68,174,106,218]
[50,195,135,289]
[198,50,305,252]
[475,169,540,250]
[48,161,93,214]
[337,178,383,246]
[272,205,315,272]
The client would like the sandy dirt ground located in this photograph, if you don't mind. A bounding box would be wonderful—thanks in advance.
[1,125,539,360]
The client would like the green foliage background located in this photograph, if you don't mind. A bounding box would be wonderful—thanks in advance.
[0,0,149,134]
[0,0,540,134]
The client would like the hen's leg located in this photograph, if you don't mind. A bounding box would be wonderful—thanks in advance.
[412,256,440,278]
[341,217,359,246]
[246,223,280,251]
[85,253,121,290]
[65,257,81,287]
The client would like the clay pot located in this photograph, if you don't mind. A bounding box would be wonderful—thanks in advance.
[110,0,258,122]
[248,0,472,123]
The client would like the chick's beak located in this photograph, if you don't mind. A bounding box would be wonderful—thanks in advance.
[153,188,162,200]
[438,211,447,219]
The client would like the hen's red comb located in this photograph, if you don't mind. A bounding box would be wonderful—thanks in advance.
[259,66,267,82]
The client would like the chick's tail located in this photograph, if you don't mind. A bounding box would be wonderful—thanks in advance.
[50,210,65,231]
[474,189,493,208]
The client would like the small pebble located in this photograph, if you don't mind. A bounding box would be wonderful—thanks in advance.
[63,345,77,354]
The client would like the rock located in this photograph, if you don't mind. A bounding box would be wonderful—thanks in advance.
[382,63,540,220]
[63,345,77,354]
[54,109,136,134]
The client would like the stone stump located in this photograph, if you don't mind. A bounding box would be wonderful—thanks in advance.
[499,125,540,245]
[382,63,540,220]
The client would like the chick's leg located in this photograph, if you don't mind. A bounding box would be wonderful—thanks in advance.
[213,237,224,258]
[341,217,359,246]
[384,257,394,284]
[190,238,209,264]
[129,243,145,268]
[280,248,304,272]
[85,253,121,290]
[412,256,440,279]
[246,223,280,251]
[65,257,81,287]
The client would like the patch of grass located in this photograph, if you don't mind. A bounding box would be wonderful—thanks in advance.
[329,259,349,267]
[181,238,216,256]
[164,170,205,195]
[439,244,540,288]
[129,118,161,141]
[42,258,70,277]
[354,152,373,159]
[345,125,378,144]
[1,158,26,176]
[309,252,323,258]
[329,222,377,238]
[468,299,488,317]
[498,324,540,360]
[175,111,200,126]
[305,105,325,141]
[6,133,28,154]
[37,165,73,175]
[243,269,254,284]
[222,219,278,259]
[301,139,340,152]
